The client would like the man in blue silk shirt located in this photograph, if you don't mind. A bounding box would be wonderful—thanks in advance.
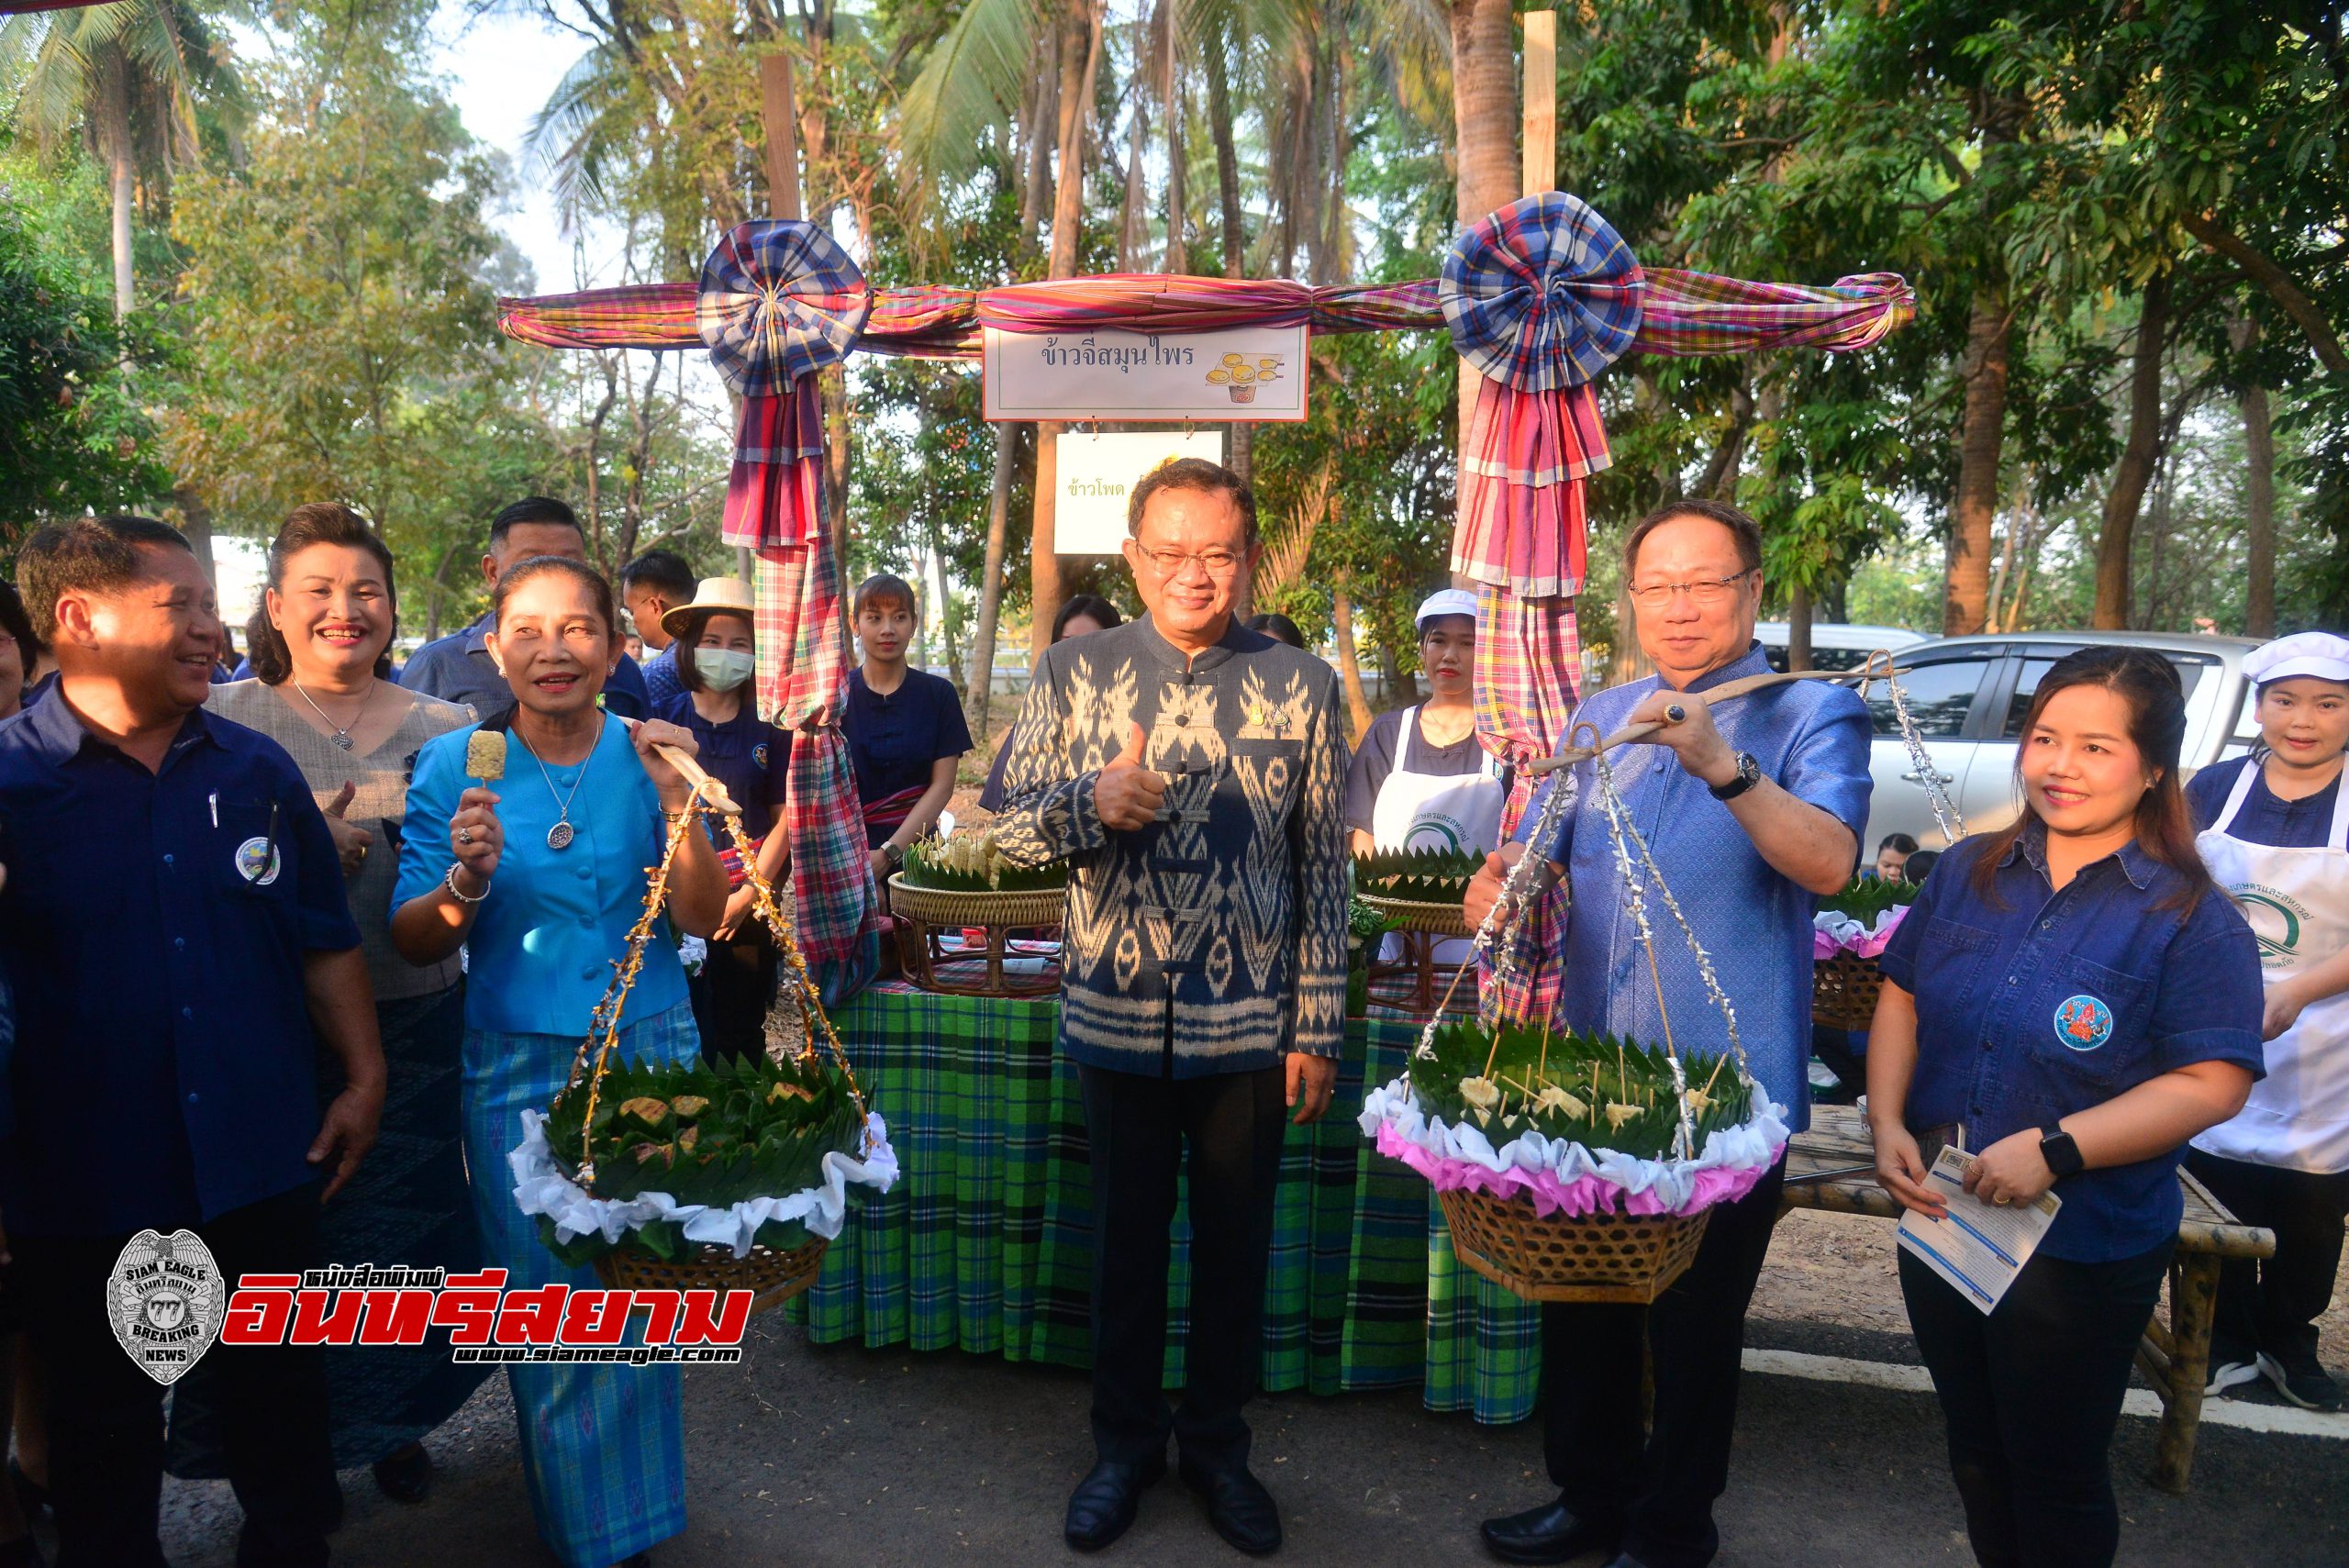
[1464,500,1873,1568]
[398,496,651,724]
[0,517,384,1568]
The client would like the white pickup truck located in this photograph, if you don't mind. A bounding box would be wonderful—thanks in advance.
[1860,630,2266,851]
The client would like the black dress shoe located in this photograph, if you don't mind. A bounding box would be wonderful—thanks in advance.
[1598,1554,1654,1568]
[1064,1454,1166,1551]
[6,1462,46,1521]
[1177,1459,1281,1555]
[1478,1497,1619,1565]
[372,1441,434,1505]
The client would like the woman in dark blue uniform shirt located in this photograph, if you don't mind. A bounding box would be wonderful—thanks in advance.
[653,578,793,1065]
[843,573,970,877]
[1867,647,2262,1568]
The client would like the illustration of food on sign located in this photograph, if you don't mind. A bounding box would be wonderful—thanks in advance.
[1205,350,1283,405]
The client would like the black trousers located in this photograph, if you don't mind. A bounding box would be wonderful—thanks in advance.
[11,1183,340,1568]
[1079,1061,1286,1473]
[1541,1158,1787,1568]
[2184,1148,2349,1365]
[1899,1238,2171,1568]
[691,915,781,1067]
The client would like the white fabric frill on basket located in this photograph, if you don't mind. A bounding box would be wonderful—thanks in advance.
[1359,1078,1788,1218]
[1810,901,1909,960]
[509,1110,899,1259]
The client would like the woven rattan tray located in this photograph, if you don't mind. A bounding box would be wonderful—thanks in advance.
[1357,889,1472,937]
[886,876,1067,929]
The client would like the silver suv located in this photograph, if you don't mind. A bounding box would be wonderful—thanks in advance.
[1862,630,2266,851]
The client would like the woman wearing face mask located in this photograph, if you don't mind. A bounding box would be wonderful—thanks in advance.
[655,578,793,1065]
[1867,647,2263,1568]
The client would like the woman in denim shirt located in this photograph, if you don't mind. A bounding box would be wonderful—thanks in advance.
[1867,647,2263,1568]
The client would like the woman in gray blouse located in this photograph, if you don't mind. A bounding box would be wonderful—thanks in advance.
[173,503,486,1504]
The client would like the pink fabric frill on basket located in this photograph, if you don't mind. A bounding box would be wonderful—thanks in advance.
[1810,902,1909,962]
[1374,1123,1784,1219]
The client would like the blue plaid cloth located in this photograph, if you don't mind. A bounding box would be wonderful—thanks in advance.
[463,1000,700,1568]
[696,220,872,396]
[1441,192,1645,392]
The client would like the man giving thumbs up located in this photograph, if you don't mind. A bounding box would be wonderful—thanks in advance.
[986,460,1348,1558]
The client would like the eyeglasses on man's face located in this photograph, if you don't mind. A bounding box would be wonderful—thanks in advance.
[1626,570,1756,610]
[1131,544,1246,579]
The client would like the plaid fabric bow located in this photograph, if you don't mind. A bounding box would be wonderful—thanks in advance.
[697,222,871,551]
[1440,193,1644,393]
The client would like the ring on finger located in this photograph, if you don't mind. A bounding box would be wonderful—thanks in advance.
[458,828,474,845]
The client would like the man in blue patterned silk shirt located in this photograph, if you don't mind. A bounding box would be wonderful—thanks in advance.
[1466,500,1873,1568]
[993,459,1345,1558]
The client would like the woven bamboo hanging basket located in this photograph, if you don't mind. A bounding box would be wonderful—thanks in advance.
[1439,1187,1711,1304]
[595,1233,829,1313]
[1356,890,1473,937]
[1811,951,1888,1032]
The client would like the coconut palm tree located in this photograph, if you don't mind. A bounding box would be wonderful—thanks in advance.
[2,0,239,317]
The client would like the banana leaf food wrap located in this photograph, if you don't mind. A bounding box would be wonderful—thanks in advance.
[514,1048,897,1268]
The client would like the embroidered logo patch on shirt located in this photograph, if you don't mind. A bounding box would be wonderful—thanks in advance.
[2054,994,2113,1052]
[234,836,282,885]
[753,742,770,769]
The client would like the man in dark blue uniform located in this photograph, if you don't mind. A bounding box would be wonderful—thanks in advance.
[0,516,384,1568]
[397,496,651,723]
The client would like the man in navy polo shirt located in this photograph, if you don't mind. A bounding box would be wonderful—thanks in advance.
[0,516,384,1568]
[398,495,651,723]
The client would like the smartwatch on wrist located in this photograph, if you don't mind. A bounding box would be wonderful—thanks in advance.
[883,842,907,870]
[2039,1124,2084,1178]
[1708,751,1762,801]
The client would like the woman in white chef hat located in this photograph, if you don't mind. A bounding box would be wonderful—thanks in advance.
[2183,630,2349,1412]
[1342,589,1509,964]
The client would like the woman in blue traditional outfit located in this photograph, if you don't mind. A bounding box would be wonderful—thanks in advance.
[392,554,727,1568]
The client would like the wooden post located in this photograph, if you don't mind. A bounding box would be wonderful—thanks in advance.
[745,50,805,586]
[1522,12,1555,197]
[760,52,804,223]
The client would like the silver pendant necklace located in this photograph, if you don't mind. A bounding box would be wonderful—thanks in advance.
[291,679,367,751]
[527,723,596,851]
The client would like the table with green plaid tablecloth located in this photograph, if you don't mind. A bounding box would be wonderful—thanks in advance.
[786,984,1541,1423]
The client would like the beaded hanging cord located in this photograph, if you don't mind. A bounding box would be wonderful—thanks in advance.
[562,746,869,1195]
[1413,651,1962,1161]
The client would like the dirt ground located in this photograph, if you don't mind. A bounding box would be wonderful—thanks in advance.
[136,1206,2348,1568]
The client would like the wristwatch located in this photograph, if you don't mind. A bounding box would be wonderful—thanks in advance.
[1708,751,1762,801]
[882,842,907,870]
[2039,1125,2084,1178]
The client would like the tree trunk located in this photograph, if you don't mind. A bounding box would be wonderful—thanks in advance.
[2232,317,2277,638]
[1787,584,1812,671]
[2092,273,2171,630]
[965,421,1019,738]
[1206,35,1252,490]
[1161,0,1186,272]
[1332,583,1374,743]
[98,50,135,317]
[1449,0,1517,506]
[1030,0,1104,662]
[173,484,216,595]
[1944,284,2011,636]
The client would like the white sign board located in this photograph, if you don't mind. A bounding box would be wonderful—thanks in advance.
[983,325,1309,422]
[1052,430,1226,555]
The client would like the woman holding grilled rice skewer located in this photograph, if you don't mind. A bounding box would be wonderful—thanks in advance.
[1867,646,2263,1568]
[391,553,725,1568]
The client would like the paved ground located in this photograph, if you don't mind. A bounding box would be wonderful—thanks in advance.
[148,1307,2349,1568]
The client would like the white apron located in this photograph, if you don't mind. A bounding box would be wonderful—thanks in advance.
[1372,707,1507,965]
[2190,762,2349,1173]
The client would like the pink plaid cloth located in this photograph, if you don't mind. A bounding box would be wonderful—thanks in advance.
[1453,377,1609,598]
[724,384,827,550]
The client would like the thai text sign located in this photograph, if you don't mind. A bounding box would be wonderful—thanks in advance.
[1052,430,1226,555]
[983,326,1309,422]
